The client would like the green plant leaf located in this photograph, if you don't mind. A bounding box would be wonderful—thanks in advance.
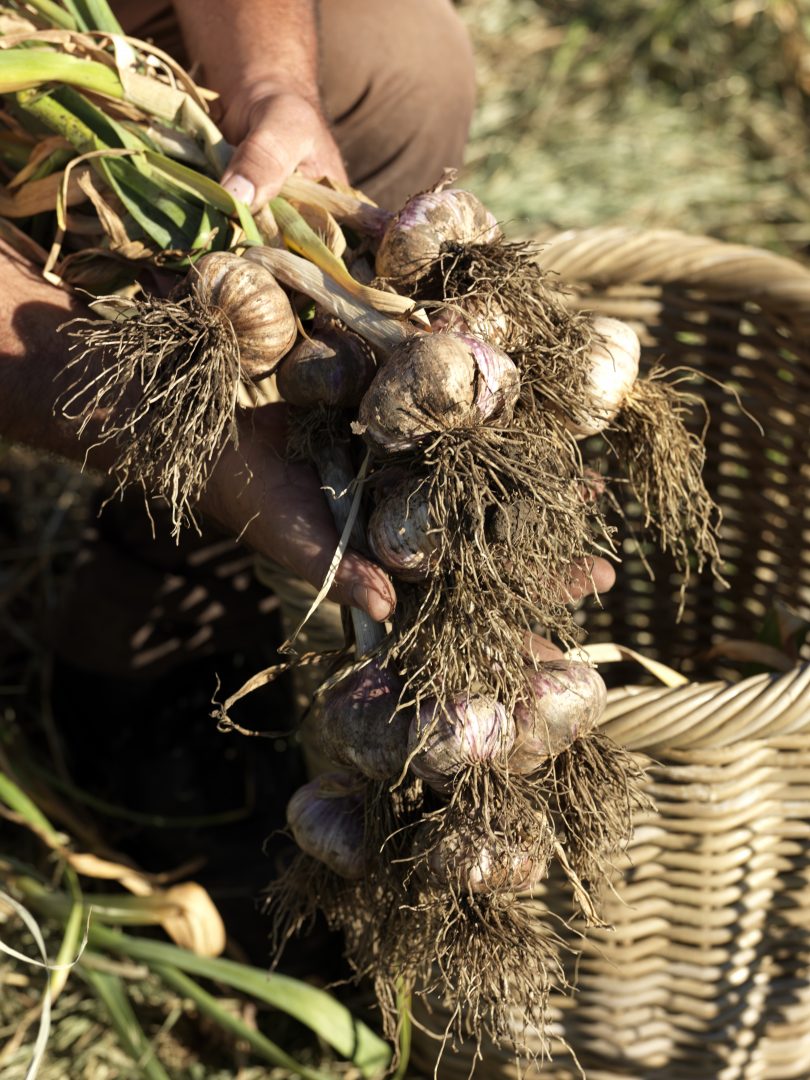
[20,0,78,31]
[0,50,123,99]
[15,880,391,1078]
[88,924,391,1077]
[142,150,262,245]
[73,0,123,34]
[153,964,335,1080]
[81,964,172,1080]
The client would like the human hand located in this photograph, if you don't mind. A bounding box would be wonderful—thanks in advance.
[198,402,396,623]
[198,402,615,633]
[219,89,348,210]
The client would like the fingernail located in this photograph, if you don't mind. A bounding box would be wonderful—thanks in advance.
[221,173,255,206]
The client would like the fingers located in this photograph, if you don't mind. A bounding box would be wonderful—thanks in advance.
[313,548,397,624]
[565,557,616,602]
[521,632,565,663]
[220,93,347,209]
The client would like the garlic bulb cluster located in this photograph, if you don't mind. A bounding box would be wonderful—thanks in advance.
[408,695,515,790]
[192,252,297,380]
[376,189,502,286]
[276,319,376,408]
[509,662,607,775]
[286,772,366,879]
[312,661,411,781]
[563,316,641,438]
[357,332,519,453]
[368,482,441,582]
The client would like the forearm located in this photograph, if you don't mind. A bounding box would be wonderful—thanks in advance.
[173,0,321,132]
[0,244,110,467]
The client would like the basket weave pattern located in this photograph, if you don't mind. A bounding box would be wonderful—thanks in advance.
[409,229,810,1079]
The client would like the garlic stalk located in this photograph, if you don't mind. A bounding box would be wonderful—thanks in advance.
[311,441,386,657]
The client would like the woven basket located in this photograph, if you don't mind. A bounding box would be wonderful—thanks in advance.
[405,228,810,1079]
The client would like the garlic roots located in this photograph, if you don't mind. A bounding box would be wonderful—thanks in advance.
[376,189,502,286]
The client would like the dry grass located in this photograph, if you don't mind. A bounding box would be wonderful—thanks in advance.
[459,0,810,251]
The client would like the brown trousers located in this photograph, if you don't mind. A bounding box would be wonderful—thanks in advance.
[114,0,476,209]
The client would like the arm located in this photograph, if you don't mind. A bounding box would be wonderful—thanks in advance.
[0,243,395,620]
[172,0,348,207]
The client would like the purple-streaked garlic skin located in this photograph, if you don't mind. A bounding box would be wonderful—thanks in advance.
[276,323,376,408]
[368,483,441,582]
[376,189,502,285]
[422,828,549,895]
[192,252,298,379]
[408,694,515,789]
[313,661,411,781]
[564,316,641,438]
[460,332,520,423]
[509,662,608,775]
[356,333,519,453]
[431,303,511,349]
[286,771,366,879]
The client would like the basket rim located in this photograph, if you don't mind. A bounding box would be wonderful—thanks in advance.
[537,226,810,315]
[603,662,810,751]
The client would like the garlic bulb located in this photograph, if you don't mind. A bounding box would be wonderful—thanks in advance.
[368,483,441,581]
[286,771,366,879]
[563,316,641,438]
[376,189,502,285]
[276,318,376,408]
[420,826,549,895]
[408,695,515,789]
[192,252,297,380]
[509,662,607,775]
[312,661,411,781]
[356,332,519,453]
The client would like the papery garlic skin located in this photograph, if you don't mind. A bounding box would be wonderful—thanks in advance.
[509,662,607,775]
[313,662,411,781]
[376,189,502,285]
[286,772,366,879]
[368,484,440,582]
[564,316,641,438]
[193,252,297,379]
[408,694,515,789]
[431,302,512,351]
[357,333,519,453]
[276,321,376,408]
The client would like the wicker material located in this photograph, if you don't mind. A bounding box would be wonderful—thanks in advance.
[406,229,810,1079]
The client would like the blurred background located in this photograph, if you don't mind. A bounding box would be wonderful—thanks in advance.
[462,0,810,251]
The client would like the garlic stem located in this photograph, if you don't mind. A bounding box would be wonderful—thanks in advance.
[244,247,412,355]
[280,175,391,238]
[311,443,386,657]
